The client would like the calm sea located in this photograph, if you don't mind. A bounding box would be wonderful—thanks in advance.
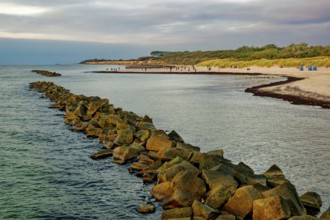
[0,65,329,219]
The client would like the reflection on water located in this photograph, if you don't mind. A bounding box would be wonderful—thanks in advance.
[0,65,329,218]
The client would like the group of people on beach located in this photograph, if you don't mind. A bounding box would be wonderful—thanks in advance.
[106,67,120,72]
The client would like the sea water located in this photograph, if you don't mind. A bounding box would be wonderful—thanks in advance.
[0,65,329,219]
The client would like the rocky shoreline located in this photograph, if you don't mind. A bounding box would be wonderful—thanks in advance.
[32,69,61,77]
[30,81,329,220]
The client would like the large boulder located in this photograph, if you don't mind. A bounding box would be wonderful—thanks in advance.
[224,185,263,218]
[161,207,192,220]
[205,184,232,209]
[210,163,236,176]
[216,212,236,220]
[121,111,141,124]
[141,115,153,123]
[130,162,148,171]
[87,98,109,116]
[148,151,159,160]
[146,130,174,152]
[114,129,134,145]
[143,172,156,184]
[138,154,154,165]
[140,159,163,175]
[73,101,88,118]
[115,121,131,130]
[135,130,150,142]
[70,118,83,128]
[161,170,206,209]
[98,115,122,129]
[65,108,79,120]
[201,169,238,194]
[104,133,118,142]
[158,158,199,183]
[112,145,139,164]
[162,189,195,209]
[300,192,322,215]
[233,162,254,186]
[137,121,157,132]
[151,181,174,201]
[157,147,193,161]
[172,170,206,200]
[90,149,112,160]
[128,141,145,152]
[264,164,289,188]
[253,195,291,220]
[262,182,306,216]
[85,124,103,138]
[190,152,224,170]
[247,174,267,187]
[176,142,200,152]
[100,103,115,114]
[192,200,219,220]
[158,157,184,172]
[168,130,184,143]
[207,149,224,158]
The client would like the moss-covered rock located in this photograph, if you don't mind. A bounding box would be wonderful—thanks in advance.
[161,207,192,220]
[112,145,139,164]
[205,184,231,209]
[253,195,291,220]
[201,169,238,194]
[114,129,134,145]
[146,130,174,152]
[151,181,174,201]
[262,182,306,216]
[192,200,219,220]
[224,185,263,218]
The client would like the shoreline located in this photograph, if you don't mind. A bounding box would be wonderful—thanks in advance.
[91,65,330,109]
[245,77,330,109]
[30,81,327,219]
[91,70,264,76]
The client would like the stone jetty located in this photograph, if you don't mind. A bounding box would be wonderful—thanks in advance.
[30,81,329,220]
[32,69,61,77]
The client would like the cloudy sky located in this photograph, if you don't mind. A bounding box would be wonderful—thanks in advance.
[0,0,329,64]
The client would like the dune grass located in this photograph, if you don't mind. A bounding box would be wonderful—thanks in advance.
[197,56,330,68]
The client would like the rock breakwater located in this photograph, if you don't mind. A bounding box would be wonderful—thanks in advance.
[29,81,329,220]
[32,69,61,77]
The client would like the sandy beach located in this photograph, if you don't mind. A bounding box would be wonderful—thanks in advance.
[94,65,330,108]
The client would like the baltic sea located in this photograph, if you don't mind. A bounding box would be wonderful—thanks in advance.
[1,65,329,219]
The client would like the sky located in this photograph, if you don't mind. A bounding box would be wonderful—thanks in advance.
[0,0,329,64]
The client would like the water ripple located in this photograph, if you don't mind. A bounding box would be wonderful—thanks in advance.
[1,65,329,219]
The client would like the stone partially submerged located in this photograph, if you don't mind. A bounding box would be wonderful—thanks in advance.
[224,185,263,218]
[253,195,291,220]
[262,182,307,216]
[146,130,174,152]
[300,191,322,215]
[29,81,325,220]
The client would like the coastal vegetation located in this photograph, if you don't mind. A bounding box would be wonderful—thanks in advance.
[198,56,330,68]
[150,43,330,65]
[30,80,328,220]
[81,43,330,68]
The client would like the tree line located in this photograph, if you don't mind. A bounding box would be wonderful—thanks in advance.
[150,43,330,65]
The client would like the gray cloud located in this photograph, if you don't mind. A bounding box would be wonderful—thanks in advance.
[0,0,329,50]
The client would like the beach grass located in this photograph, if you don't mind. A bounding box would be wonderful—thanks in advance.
[197,56,330,68]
